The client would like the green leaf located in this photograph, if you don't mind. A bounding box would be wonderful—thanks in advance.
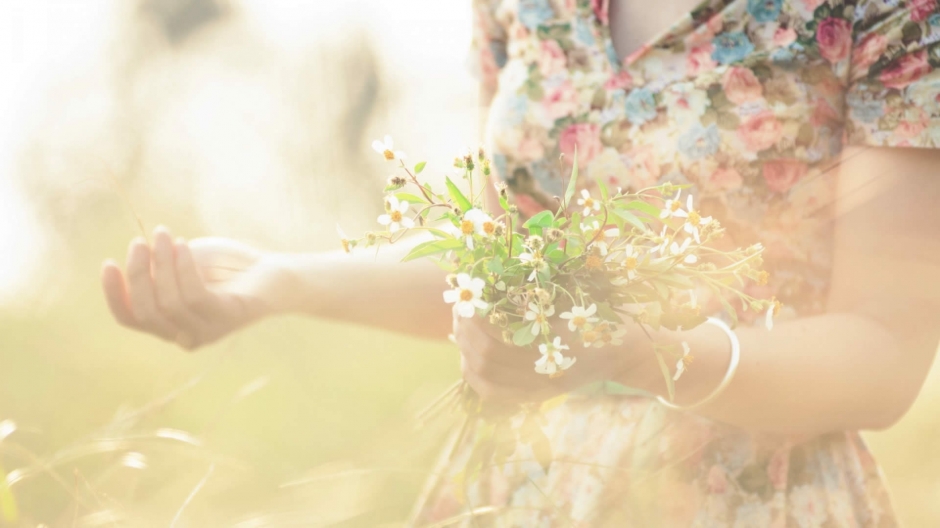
[414,161,427,174]
[499,193,511,212]
[612,209,646,231]
[402,238,465,262]
[564,147,580,210]
[395,192,428,204]
[596,178,609,201]
[512,325,537,346]
[446,176,472,212]
[523,210,555,231]
[654,349,676,402]
[622,200,661,218]
[487,257,504,274]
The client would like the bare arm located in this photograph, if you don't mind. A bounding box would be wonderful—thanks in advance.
[620,146,940,434]
[102,84,498,346]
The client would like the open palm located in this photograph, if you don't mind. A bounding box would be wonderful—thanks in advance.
[101,227,283,350]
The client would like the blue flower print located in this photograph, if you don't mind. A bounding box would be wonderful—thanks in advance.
[625,88,658,125]
[575,19,596,46]
[846,92,883,123]
[518,0,554,31]
[503,94,529,126]
[747,0,782,22]
[929,13,940,27]
[490,42,508,69]
[606,40,621,68]
[712,32,755,65]
[677,123,720,160]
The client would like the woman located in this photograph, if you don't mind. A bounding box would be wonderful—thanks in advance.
[102,0,940,524]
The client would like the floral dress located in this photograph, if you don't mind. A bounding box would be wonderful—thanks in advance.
[412,0,939,524]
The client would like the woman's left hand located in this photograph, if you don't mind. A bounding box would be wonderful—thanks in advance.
[453,314,635,404]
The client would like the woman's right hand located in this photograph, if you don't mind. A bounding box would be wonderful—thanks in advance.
[101,226,293,351]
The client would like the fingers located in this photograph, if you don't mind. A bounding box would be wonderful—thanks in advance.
[101,259,137,328]
[124,237,177,341]
[173,238,227,320]
[151,227,212,348]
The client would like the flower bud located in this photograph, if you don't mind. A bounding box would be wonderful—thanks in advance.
[454,157,465,169]
[493,223,506,237]
[366,232,378,246]
[502,330,514,344]
[545,228,564,243]
[755,270,770,286]
[527,235,544,251]
[508,205,518,214]
[478,146,486,162]
[445,274,459,288]
[482,159,491,176]
[534,288,551,303]
[385,175,407,191]
[452,206,463,217]
[464,154,475,172]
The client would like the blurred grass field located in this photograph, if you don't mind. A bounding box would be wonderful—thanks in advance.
[1,0,939,525]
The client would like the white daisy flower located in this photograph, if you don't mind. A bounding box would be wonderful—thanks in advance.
[581,220,619,239]
[652,226,670,255]
[519,251,548,281]
[372,135,407,161]
[673,341,692,380]
[535,337,576,376]
[377,196,414,233]
[669,237,699,264]
[525,302,556,336]
[577,189,602,216]
[598,322,628,346]
[443,273,489,318]
[660,190,685,219]
[619,244,641,282]
[465,208,498,239]
[559,304,599,332]
[673,195,713,244]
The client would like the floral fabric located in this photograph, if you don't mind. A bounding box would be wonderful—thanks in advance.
[411,0,928,524]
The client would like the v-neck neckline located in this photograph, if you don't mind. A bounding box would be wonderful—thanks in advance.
[599,0,731,73]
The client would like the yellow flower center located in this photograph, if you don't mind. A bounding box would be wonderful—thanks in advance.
[549,370,565,379]
[772,298,782,316]
[341,239,350,253]
[572,316,587,328]
[460,289,474,302]
[390,211,403,222]
[624,256,638,270]
[682,355,695,367]
[688,210,702,227]
[757,270,770,286]
[461,219,475,235]
[483,221,496,235]
[585,254,603,270]
[582,330,599,344]
[584,198,595,208]
[383,149,395,161]
[670,200,681,212]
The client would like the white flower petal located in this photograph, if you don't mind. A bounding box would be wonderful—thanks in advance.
[372,140,385,153]
[378,215,391,225]
[443,290,459,304]
[581,189,590,199]
[531,323,541,336]
[766,307,775,330]
[456,302,476,318]
[470,278,486,293]
[472,299,489,310]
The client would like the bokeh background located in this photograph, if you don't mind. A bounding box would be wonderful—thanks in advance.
[0,0,938,526]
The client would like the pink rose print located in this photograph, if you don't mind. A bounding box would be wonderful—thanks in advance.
[707,465,728,494]
[763,159,807,193]
[773,27,797,46]
[687,44,718,76]
[852,33,888,74]
[626,145,661,189]
[544,80,579,120]
[738,111,783,152]
[702,166,743,192]
[896,107,930,138]
[910,0,938,21]
[539,39,567,77]
[605,70,634,91]
[816,17,852,64]
[592,0,609,25]
[879,50,931,90]
[767,448,790,491]
[559,123,603,167]
[802,0,825,11]
[722,67,763,105]
[811,98,840,127]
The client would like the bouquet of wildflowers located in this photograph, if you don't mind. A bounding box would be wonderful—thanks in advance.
[342,136,777,473]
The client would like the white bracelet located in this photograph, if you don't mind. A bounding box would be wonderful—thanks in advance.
[656,316,741,412]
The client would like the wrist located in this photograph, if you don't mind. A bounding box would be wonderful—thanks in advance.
[252,252,319,317]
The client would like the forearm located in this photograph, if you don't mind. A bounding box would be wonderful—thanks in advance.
[622,312,923,435]
[266,234,452,340]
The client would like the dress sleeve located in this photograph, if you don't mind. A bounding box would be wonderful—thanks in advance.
[844,0,940,148]
[468,0,509,89]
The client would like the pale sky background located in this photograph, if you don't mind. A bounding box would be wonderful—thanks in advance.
[0,0,478,307]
